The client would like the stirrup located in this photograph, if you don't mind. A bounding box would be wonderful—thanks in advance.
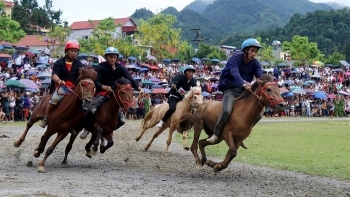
[206,135,218,143]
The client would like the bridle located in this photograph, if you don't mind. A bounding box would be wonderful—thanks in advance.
[57,78,95,100]
[249,82,284,107]
[111,83,134,109]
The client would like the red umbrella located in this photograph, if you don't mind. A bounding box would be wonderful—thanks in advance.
[151,88,168,94]
[24,51,35,57]
[0,54,11,58]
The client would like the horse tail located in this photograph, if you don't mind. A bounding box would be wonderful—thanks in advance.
[179,113,194,131]
[141,108,155,130]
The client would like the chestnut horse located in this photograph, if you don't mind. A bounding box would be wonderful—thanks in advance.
[83,78,135,158]
[14,68,97,148]
[136,82,203,156]
[179,74,286,172]
[26,68,97,173]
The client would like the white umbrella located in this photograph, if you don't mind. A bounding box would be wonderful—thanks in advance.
[291,89,306,95]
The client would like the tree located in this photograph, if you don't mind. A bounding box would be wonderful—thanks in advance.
[135,13,183,60]
[45,25,72,56]
[325,51,346,66]
[256,37,274,62]
[0,2,26,43]
[195,43,226,60]
[282,35,322,66]
[43,0,63,27]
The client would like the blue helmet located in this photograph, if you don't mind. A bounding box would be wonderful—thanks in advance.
[184,65,196,73]
[241,38,262,50]
[104,47,119,56]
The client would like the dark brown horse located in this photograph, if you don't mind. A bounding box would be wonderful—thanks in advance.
[82,78,135,158]
[179,74,286,172]
[17,68,97,173]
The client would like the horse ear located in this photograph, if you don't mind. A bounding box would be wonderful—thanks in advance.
[257,79,263,85]
[196,80,200,87]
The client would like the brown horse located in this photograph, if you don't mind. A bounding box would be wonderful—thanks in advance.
[83,78,135,158]
[136,82,203,156]
[179,74,286,172]
[23,68,97,173]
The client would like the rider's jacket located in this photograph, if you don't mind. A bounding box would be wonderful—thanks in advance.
[169,74,196,100]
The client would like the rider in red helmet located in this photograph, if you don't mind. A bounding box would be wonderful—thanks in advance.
[39,40,85,129]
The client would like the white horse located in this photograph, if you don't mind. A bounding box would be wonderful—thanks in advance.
[136,81,203,156]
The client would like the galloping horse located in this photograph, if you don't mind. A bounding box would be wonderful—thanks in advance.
[179,74,286,172]
[136,81,203,156]
[83,78,135,158]
[25,68,96,173]
[14,68,97,148]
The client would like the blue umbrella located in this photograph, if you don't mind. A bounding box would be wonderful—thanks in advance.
[281,92,295,97]
[162,59,171,63]
[201,91,211,97]
[277,62,287,67]
[142,88,152,93]
[201,57,211,62]
[151,84,163,89]
[35,64,48,69]
[128,56,137,61]
[0,45,4,50]
[306,80,315,84]
[313,92,327,99]
[119,54,124,58]
[2,44,13,49]
[134,66,141,70]
[211,59,220,63]
[171,58,180,62]
[191,57,201,63]
[260,61,270,66]
[41,78,52,85]
[78,53,88,58]
[284,80,294,85]
[89,54,98,59]
[139,68,149,72]
[133,76,142,80]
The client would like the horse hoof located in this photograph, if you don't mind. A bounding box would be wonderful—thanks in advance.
[14,140,21,147]
[196,164,202,170]
[61,163,69,168]
[135,137,140,142]
[91,150,97,156]
[86,152,92,158]
[144,147,149,152]
[163,152,170,157]
[38,166,46,173]
[183,146,189,151]
[33,151,40,158]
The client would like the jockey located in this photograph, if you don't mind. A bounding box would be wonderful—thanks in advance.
[39,40,84,128]
[80,47,144,138]
[207,38,263,143]
[155,65,197,128]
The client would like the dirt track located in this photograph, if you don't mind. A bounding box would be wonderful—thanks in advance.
[0,118,350,197]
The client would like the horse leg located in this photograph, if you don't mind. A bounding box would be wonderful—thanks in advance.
[38,132,69,173]
[92,126,102,155]
[135,127,149,141]
[14,119,36,147]
[61,133,78,167]
[182,130,189,151]
[164,127,176,156]
[190,122,204,169]
[34,132,53,158]
[85,133,98,158]
[144,126,167,151]
[100,133,113,154]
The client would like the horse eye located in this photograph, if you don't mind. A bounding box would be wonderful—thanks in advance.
[267,88,272,92]
[121,92,125,95]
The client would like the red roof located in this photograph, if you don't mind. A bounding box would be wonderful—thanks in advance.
[15,35,56,46]
[70,17,136,30]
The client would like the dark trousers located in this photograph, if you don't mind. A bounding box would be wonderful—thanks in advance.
[162,96,181,122]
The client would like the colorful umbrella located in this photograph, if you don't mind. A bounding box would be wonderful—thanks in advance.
[5,80,26,88]
[19,79,38,89]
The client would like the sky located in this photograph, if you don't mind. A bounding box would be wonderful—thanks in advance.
[36,0,350,25]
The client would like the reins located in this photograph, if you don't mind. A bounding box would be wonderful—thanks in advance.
[175,88,197,111]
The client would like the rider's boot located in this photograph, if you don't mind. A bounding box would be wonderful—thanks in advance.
[39,103,55,128]
[207,111,230,143]
[156,120,164,128]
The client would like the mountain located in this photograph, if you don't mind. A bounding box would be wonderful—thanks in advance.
[183,0,212,13]
[324,2,349,9]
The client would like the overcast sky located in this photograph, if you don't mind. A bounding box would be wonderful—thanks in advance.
[36,0,349,24]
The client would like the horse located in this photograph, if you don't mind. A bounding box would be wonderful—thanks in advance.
[14,67,97,148]
[23,68,97,173]
[136,81,203,156]
[83,78,135,158]
[179,74,287,172]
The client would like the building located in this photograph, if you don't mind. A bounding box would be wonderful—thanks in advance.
[220,45,236,56]
[68,17,137,40]
[1,0,14,16]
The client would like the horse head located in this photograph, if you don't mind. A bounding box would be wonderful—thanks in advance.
[75,68,97,108]
[185,80,204,108]
[112,78,135,111]
[253,74,286,111]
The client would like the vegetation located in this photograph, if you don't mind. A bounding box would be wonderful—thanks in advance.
[0,1,25,43]
[175,120,350,180]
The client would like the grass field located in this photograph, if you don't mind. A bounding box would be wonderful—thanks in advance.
[175,120,350,180]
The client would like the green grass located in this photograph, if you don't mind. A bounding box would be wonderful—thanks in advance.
[0,121,28,127]
[175,120,350,180]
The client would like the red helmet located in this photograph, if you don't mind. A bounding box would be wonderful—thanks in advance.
[65,40,80,52]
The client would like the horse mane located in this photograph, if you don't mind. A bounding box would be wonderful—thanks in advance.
[240,74,274,99]
[184,84,202,100]
[112,78,132,90]
[77,67,98,82]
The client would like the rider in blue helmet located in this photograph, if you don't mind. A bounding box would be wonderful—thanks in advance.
[155,65,197,128]
[207,38,263,143]
[80,47,144,139]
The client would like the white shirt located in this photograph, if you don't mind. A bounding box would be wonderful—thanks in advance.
[24,63,31,71]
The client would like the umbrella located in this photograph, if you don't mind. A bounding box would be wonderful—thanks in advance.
[281,92,295,97]
[34,63,50,67]
[284,80,294,85]
[209,77,219,82]
[78,53,89,58]
[28,70,39,75]
[15,45,29,51]
[279,87,289,94]
[119,54,124,59]
[142,88,152,93]
[126,65,136,69]
[291,71,300,74]
[139,68,149,72]
[151,84,163,89]
[220,61,227,65]
[89,54,98,59]
[10,77,18,80]
[212,91,223,95]
[19,79,38,89]
[304,89,315,94]
[0,45,3,50]
[5,80,26,88]
[151,88,168,94]
[30,49,41,54]
[339,60,349,67]
[146,55,157,61]
[150,78,160,82]
[133,76,142,80]
[201,57,211,62]
[344,72,350,76]
[313,92,327,99]
[178,67,185,72]
[162,59,171,63]
[41,78,52,85]
[306,80,315,84]
[211,84,218,88]
[196,77,206,82]
[291,89,306,95]
[332,68,343,72]
[171,58,180,62]
[0,54,11,58]
[141,80,154,85]
[2,44,13,49]
[260,61,270,66]
[277,63,287,67]
[211,59,220,63]
[325,64,334,67]
[161,83,169,87]
[24,51,35,57]
[310,74,321,78]
[35,64,48,69]
[327,94,336,99]
[213,71,222,75]
[37,72,52,79]
[339,91,350,96]
[201,91,211,97]
[128,56,137,61]
[98,55,106,63]
[191,57,201,63]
